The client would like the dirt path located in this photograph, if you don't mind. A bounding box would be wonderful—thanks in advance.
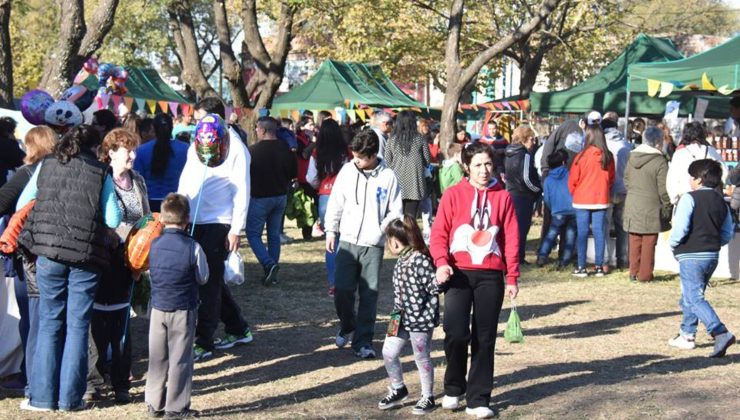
[1,225,738,419]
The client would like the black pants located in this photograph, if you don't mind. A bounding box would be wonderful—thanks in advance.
[402,199,420,219]
[192,224,249,351]
[443,269,505,408]
[91,308,131,392]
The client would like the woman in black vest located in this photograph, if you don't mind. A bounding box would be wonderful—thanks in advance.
[16,125,122,412]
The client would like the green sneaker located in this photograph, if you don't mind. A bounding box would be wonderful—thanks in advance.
[214,330,253,349]
[193,345,212,362]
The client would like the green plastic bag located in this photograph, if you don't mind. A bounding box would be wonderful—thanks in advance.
[504,300,524,343]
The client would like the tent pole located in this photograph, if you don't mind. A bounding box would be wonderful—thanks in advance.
[624,75,632,139]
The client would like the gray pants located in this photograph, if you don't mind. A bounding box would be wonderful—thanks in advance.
[145,308,196,413]
[333,241,383,351]
[382,327,434,397]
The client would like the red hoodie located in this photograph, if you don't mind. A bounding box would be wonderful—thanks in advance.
[430,178,520,285]
[568,145,615,209]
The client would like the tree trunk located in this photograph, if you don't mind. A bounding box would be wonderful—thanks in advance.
[438,0,560,152]
[213,0,249,108]
[39,0,119,97]
[518,47,546,98]
[0,0,13,108]
[168,1,217,100]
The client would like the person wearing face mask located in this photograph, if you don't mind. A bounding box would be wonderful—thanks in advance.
[429,141,520,419]
[504,125,542,264]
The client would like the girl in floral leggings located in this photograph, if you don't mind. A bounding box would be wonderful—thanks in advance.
[378,216,440,415]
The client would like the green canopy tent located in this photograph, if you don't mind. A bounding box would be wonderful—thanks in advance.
[628,35,740,96]
[529,34,727,118]
[82,67,191,113]
[271,60,426,112]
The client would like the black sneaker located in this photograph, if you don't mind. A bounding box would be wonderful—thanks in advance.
[164,408,200,418]
[593,266,605,277]
[412,396,436,415]
[262,263,280,286]
[115,391,131,404]
[378,385,409,410]
[709,332,736,358]
[572,267,588,278]
[535,256,547,267]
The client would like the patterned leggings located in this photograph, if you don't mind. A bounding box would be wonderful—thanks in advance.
[382,327,434,397]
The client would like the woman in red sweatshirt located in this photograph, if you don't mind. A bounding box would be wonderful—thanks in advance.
[568,125,615,277]
[429,142,519,419]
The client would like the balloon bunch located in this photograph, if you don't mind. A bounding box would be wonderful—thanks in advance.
[97,62,129,96]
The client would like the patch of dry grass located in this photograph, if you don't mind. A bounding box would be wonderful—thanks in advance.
[1,221,738,419]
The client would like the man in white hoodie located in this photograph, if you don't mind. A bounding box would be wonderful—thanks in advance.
[325,128,403,359]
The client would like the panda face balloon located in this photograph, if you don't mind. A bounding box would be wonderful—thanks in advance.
[44,101,83,128]
[194,114,229,167]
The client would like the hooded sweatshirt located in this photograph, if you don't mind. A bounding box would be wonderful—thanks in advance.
[568,146,615,209]
[540,119,581,175]
[604,128,632,197]
[543,166,574,216]
[429,178,520,285]
[504,143,541,200]
[324,159,402,247]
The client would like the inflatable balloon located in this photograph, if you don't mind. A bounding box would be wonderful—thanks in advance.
[83,57,99,74]
[194,114,229,167]
[44,101,83,128]
[20,90,55,125]
[125,213,164,272]
[59,85,96,111]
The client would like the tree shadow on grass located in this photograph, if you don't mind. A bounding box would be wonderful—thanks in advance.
[494,353,740,410]
[523,311,681,339]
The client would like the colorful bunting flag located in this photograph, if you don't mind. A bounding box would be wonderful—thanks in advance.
[510,101,520,110]
[123,96,134,112]
[658,82,674,98]
[279,109,289,118]
[157,101,168,114]
[180,104,191,116]
[717,85,734,95]
[701,72,716,91]
[347,109,356,121]
[502,101,511,110]
[290,110,300,122]
[647,79,661,97]
[365,108,374,118]
[259,108,269,118]
[146,100,157,114]
[135,98,146,112]
[168,102,179,118]
[111,96,122,115]
[356,109,366,122]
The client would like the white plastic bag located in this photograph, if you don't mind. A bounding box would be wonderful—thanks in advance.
[224,250,245,285]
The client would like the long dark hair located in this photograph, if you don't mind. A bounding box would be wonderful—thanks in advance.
[389,110,418,154]
[151,113,174,178]
[54,125,101,164]
[680,121,709,147]
[316,119,348,180]
[384,215,430,258]
[580,125,613,170]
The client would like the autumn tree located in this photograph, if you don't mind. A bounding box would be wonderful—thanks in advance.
[39,0,120,97]
[0,0,12,108]
[436,0,561,149]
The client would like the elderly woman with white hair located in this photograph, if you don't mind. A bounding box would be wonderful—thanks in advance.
[623,126,672,282]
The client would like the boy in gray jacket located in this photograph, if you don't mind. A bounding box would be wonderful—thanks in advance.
[325,128,403,359]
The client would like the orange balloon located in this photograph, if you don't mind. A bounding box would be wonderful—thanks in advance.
[125,213,164,272]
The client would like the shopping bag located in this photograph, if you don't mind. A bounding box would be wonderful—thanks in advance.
[504,300,524,343]
[224,250,245,285]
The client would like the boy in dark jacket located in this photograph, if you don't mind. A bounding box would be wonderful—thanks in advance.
[668,160,735,357]
[145,193,209,417]
[536,150,576,268]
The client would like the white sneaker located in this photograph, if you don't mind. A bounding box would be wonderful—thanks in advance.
[20,399,53,412]
[466,406,496,418]
[441,394,461,410]
[668,334,696,350]
[335,330,353,348]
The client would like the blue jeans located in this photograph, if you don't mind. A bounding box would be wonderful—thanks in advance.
[511,195,536,263]
[25,296,40,398]
[246,195,288,269]
[14,274,29,385]
[678,258,727,337]
[537,214,576,265]
[30,257,100,410]
[575,209,607,268]
[318,194,337,288]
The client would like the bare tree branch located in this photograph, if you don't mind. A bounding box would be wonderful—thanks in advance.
[0,0,13,108]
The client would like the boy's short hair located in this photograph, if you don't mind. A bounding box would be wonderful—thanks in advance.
[547,149,568,169]
[446,142,462,159]
[195,97,225,119]
[688,159,723,189]
[350,128,379,157]
[160,193,191,225]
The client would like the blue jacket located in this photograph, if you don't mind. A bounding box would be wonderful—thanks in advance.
[134,140,189,201]
[150,228,208,311]
[544,166,574,216]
